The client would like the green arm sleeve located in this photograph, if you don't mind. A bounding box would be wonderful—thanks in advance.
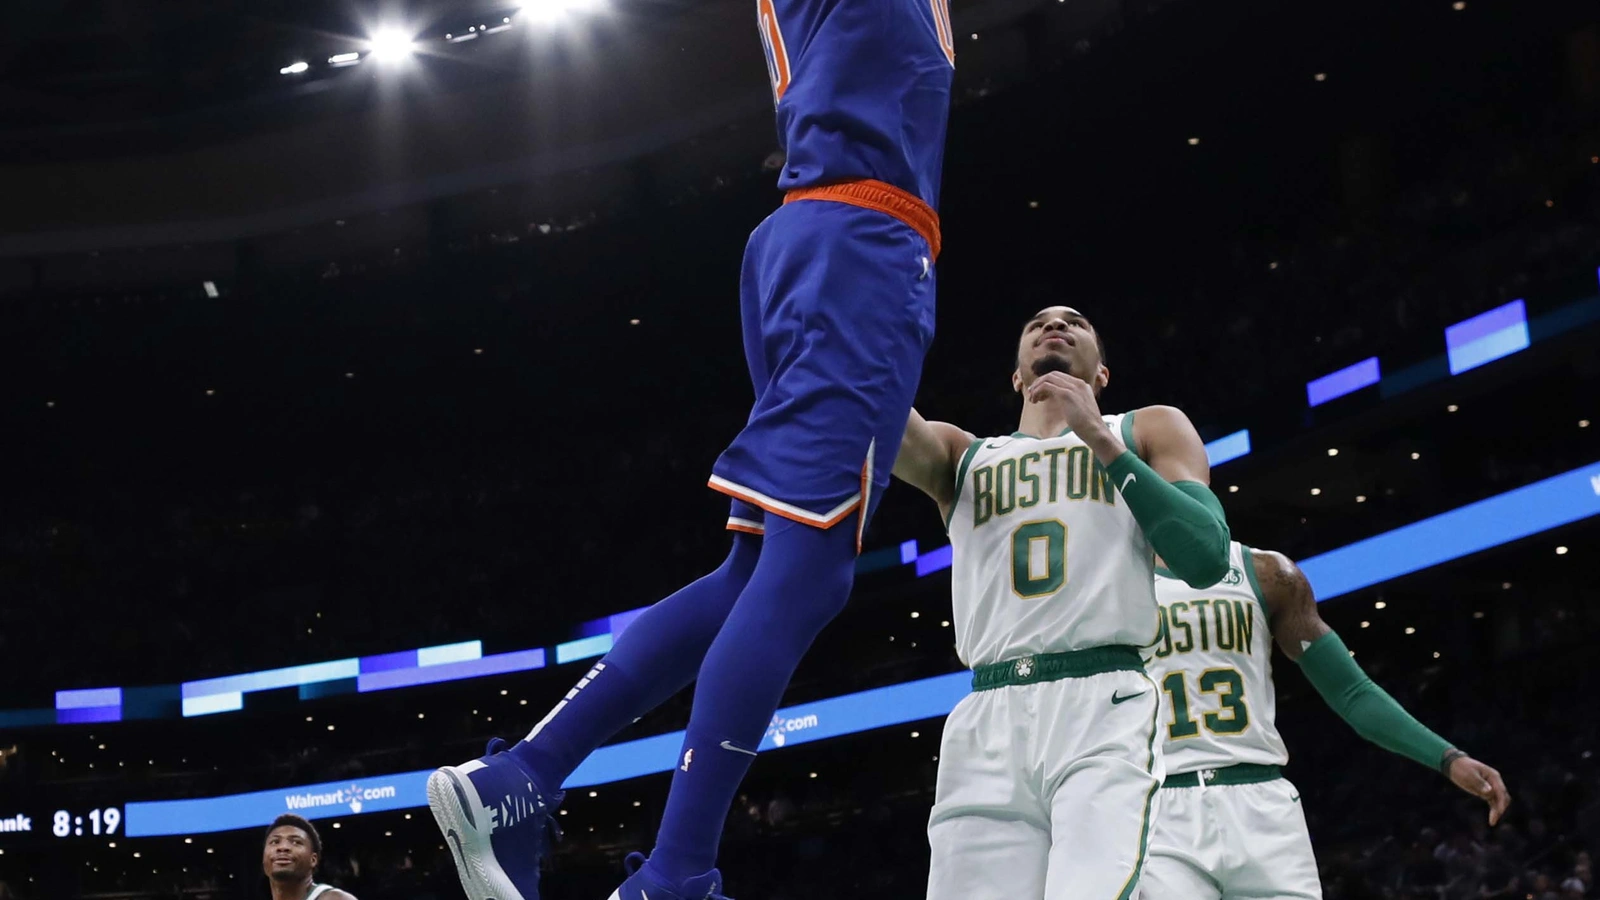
[1297,631,1453,770]
[1104,450,1231,588]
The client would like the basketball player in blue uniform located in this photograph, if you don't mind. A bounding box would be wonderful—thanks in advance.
[426,2,955,899]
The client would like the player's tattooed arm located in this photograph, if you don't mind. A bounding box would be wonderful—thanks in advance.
[893,408,976,515]
[1254,549,1330,662]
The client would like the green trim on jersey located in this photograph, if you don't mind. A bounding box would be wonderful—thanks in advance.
[1240,544,1270,615]
[1153,564,1175,579]
[1013,413,1128,443]
[1011,427,1075,439]
[1114,676,1163,900]
[945,438,986,530]
[1120,408,1139,459]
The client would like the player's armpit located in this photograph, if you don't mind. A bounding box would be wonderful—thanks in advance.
[892,409,975,511]
[1254,549,1331,662]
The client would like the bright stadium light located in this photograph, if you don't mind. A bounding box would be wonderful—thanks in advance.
[279,61,310,75]
[328,51,362,67]
[367,27,417,62]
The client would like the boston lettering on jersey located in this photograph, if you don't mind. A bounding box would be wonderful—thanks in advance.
[968,444,1116,529]
[1152,591,1257,660]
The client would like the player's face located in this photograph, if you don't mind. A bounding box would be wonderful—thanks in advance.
[1012,306,1108,394]
[262,826,317,882]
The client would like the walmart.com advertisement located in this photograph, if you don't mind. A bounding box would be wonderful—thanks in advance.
[124,672,971,837]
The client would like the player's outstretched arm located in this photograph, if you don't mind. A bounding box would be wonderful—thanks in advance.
[892,409,976,517]
[1256,548,1512,825]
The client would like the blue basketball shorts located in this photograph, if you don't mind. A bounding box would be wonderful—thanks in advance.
[710,179,939,552]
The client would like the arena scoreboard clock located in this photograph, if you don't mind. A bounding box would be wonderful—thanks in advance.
[53,806,122,837]
[0,806,123,841]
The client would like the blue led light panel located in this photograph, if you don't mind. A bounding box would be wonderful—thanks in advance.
[1445,299,1529,375]
[1306,357,1381,408]
[1204,429,1251,467]
[1299,459,1600,601]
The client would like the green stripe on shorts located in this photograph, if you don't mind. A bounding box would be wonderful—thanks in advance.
[1114,674,1161,900]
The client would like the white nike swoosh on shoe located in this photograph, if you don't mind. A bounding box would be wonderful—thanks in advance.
[720,740,758,756]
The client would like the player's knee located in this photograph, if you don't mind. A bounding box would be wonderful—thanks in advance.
[766,525,856,620]
[722,532,762,581]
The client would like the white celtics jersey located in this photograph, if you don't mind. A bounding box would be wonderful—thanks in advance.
[1150,541,1289,775]
[305,886,337,900]
[946,413,1159,668]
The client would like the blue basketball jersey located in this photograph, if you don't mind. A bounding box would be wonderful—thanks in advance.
[757,0,956,208]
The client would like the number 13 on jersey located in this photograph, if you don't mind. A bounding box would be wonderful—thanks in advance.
[1161,668,1251,738]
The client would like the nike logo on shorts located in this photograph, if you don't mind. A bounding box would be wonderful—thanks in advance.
[1110,690,1148,705]
[720,741,758,757]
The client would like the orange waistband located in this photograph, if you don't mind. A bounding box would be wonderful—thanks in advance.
[783,179,942,261]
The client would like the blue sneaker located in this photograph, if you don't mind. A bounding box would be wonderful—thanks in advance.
[605,852,731,900]
[428,737,564,900]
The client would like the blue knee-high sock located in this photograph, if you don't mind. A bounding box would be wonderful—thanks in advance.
[508,534,761,789]
[647,517,858,884]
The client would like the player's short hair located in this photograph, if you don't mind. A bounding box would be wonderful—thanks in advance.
[1013,311,1109,371]
[265,814,322,857]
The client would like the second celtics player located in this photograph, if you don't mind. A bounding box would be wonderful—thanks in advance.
[1139,542,1512,900]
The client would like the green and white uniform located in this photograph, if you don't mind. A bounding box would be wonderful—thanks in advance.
[305,885,340,900]
[929,415,1165,900]
[1140,542,1320,900]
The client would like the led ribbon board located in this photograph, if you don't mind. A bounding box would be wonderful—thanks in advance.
[122,459,1600,837]
[1297,459,1600,601]
[124,672,972,837]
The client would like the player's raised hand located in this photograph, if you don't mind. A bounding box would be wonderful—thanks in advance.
[1447,755,1511,825]
[1026,370,1105,438]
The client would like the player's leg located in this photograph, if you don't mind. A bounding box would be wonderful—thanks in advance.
[507,235,777,792]
[1040,671,1164,900]
[1138,788,1224,900]
[506,533,761,788]
[426,232,780,900]
[618,199,936,897]
[644,515,859,887]
[427,538,762,900]
[928,692,1051,900]
[1220,779,1323,900]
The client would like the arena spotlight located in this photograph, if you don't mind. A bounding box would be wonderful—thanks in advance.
[279,61,310,75]
[367,27,417,62]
